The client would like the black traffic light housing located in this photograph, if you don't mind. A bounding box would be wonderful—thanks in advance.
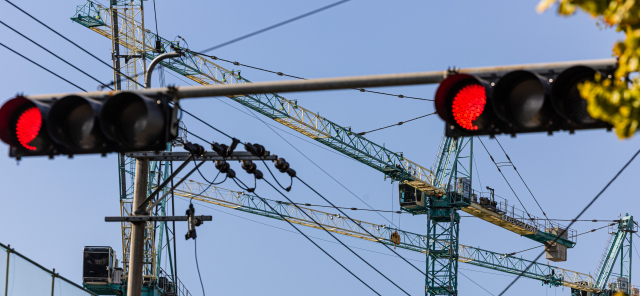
[435,64,615,138]
[0,92,179,159]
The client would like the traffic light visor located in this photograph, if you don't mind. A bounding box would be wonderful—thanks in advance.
[551,66,598,125]
[100,92,165,149]
[0,97,47,152]
[493,71,553,129]
[48,95,107,150]
[435,74,488,131]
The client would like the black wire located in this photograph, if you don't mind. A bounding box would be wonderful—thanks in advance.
[214,97,354,161]
[152,0,160,36]
[180,128,212,146]
[4,0,144,88]
[498,147,640,296]
[477,136,534,220]
[255,178,410,296]
[460,272,495,296]
[241,105,398,228]
[231,179,381,295]
[0,20,112,90]
[507,223,613,256]
[0,41,87,92]
[260,159,292,191]
[294,177,455,294]
[194,238,205,296]
[188,49,430,101]
[358,112,437,135]
[199,0,351,53]
[179,107,234,140]
[493,137,550,221]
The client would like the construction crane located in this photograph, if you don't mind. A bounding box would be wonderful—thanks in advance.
[169,179,639,295]
[69,1,578,294]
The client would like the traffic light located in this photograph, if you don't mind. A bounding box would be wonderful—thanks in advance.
[434,64,616,137]
[0,92,178,159]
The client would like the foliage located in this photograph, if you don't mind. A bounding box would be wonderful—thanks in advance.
[538,0,640,138]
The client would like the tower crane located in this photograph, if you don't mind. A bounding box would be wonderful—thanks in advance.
[69,1,579,295]
[169,179,638,296]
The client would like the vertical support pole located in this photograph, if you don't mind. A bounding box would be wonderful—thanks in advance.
[50,268,55,296]
[171,161,178,284]
[4,248,10,296]
[127,159,149,296]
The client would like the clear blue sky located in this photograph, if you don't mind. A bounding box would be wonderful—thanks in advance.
[1,0,640,295]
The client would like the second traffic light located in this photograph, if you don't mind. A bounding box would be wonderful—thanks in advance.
[0,92,178,159]
[434,63,615,137]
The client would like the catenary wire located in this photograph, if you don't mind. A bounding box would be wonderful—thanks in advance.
[187,49,431,101]
[241,105,399,228]
[213,97,355,161]
[4,0,144,88]
[243,178,410,295]
[507,223,614,256]
[0,41,87,92]
[193,238,206,296]
[229,179,382,295]
[294,176,455,294]
[0,20,112,90]
[358,112,437,135]
[477,136,534,220]
[179,107,234,140]
[199,0,351,53]
[493,137,551,222]
[460,272,495,296]
[498,147,640,296]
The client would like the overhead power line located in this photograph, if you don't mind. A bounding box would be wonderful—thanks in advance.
[493,137,550,221]
[506,223,614,256]
[254,178,411,295]
[4,0,143,88]
[358,112,437,135]
[232,183,382,295]
[199,0,351,53]
[188,49,431,101]
[0,19,112,90]
[498,147,640,296]
[477,136,534,220]
[0,41,86,92]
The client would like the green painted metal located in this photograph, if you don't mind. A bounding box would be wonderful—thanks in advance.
[70,1,106,28]
[181,188,566,287]
[594,215,634,292]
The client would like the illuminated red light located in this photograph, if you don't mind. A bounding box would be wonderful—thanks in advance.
[451,84,486,130]
[15,107,41,150]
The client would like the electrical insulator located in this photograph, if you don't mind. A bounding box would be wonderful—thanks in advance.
[244,142,266,157]
[274,158,290,173]
[241,160,257,174]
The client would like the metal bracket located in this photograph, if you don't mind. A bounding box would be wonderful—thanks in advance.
[105,215,212,222]
[126,151,277,161]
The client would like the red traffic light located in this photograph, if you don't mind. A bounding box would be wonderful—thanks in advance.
[434,64,614,138]
[435,74,492,133]
[0,96,51,153]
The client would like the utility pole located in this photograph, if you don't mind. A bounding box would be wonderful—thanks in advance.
[126,160,148,296]
[126,52,182,296]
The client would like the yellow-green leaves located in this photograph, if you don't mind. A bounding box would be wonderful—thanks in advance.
[539,0,640,138]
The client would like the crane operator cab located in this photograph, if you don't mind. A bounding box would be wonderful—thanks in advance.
[83,246,123,285]
[399,183,425,210]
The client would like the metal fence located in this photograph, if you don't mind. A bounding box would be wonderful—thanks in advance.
[0,242,96,296]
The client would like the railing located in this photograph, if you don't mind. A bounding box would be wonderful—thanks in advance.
[470,189,577,240]
[158,267,191,296]
[0,242,97,296]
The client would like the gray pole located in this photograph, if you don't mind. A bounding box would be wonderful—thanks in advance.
[126,52,184,296]
[126,159,149,296]
[28,58,616,101]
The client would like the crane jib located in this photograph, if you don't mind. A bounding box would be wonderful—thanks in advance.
[502,215,538,234]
